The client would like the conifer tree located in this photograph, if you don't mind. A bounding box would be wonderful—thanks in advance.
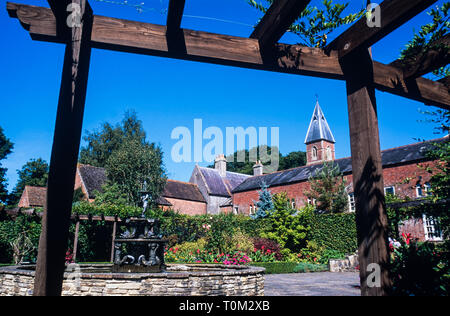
[252,181,274,219]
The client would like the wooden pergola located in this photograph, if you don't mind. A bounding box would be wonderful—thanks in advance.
[7,0,450,296]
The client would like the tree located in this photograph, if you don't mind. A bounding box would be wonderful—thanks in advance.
[207,146,307,175]
[251,181,274,219]
[305,161,348,213]
[9,158,49,206]
[0,126,14,204]
[397,2,449,80]
[261,192,309,256]
[105,138,167,207]
[79,110,147,167]
[248,0,365,48]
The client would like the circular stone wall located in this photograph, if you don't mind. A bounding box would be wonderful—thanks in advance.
[0,264,265,296]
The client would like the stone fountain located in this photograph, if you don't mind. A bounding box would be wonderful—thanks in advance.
[113,217,167,273]
[113,182,167,273]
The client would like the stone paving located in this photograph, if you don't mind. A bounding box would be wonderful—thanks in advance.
[264,272,361,296]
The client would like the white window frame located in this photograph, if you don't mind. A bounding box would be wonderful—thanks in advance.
[312,146,318,161]
[384,186,395,196]
[348,193,356,213]
[422,215,443,242]
[233,206,239,215]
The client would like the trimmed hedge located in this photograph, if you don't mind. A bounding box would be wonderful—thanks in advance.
[307,213,358,255]
[293,262,328,273]
[249,262,299,274]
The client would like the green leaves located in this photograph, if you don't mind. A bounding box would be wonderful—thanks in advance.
[305,161,348,213]
[0,126,13,205]
[248,0,365,48]
[399,2,450,79]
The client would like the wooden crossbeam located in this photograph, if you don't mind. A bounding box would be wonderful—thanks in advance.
[166,0,186,35]
[7,2,450,109]
[250,0,310,50]
[439,76,450,88]
[390,34,450,79]
[326,0,437,58]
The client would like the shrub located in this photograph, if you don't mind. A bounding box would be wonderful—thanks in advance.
[252,237,283,261]
[222,228,254,254]
[293,262,328,273]
[260,193,309,253]
[173,238,208,255]
[249,262,299,274]
[390,235,449,296]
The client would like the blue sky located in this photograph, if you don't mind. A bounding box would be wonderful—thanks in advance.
[0,0,447,192]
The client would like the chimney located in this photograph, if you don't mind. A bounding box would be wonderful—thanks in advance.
[253,160,264,176]
[215,154,227,177]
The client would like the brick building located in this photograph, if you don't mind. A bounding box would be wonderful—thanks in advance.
[228,102,445,242]
[18,165,207,216]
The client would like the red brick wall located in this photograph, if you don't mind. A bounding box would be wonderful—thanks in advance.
[306,141,335,165]
[233,160,438,217]
[398,218,426,242]
[164,198,207,216]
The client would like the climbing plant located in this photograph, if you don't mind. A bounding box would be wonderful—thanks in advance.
[247,0,365,48]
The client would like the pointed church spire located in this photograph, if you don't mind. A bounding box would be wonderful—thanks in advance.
[304,100,335,145]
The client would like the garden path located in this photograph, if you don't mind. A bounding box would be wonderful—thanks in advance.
[264,272,360,296]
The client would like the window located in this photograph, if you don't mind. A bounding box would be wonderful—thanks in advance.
[326,146,332,160]
[249,205,256,215]
[312,146,318,160]
[384,186,395,196]
[422,215,443,241]
[348,193,355,212]
[233,207,239,215]
[291,199,296,209]
[416,183,432,198]
[307,198,316,206]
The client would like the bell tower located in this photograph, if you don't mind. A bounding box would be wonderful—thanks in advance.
[305,101,336,165]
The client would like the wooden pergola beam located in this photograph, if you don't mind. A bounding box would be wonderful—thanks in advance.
[438,76,450,88]
[390,34,450,80]
[166,0,186,35]
[250,0,311,50]
[326,0,437,58]
[7,2,449,109]
[33,0,93,296]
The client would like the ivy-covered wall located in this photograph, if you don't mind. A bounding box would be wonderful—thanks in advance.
[307,213,358,255]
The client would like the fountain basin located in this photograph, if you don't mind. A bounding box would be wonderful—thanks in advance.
[0,264,265,296]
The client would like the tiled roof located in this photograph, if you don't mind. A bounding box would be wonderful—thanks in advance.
[22,186,47,207]
[162,180,206,203]
[78,164,107,199]
[233,137,447,193]
[198,167,250,197]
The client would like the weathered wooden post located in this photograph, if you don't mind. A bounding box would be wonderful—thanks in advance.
[33,0,93,296]
[341,48,392,296]
[73,220,80,262]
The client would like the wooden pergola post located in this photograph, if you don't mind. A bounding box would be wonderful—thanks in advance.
[33,0,93,296]
[73,220,80,262]
[342,49,392,296]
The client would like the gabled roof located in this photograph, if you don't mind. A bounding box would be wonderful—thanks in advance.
[197,166,251,197]
[20,186,47,207]
[233,137,447,193]
[304,101,335,144]
[162,180,206,203]
[78,164,107,199]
